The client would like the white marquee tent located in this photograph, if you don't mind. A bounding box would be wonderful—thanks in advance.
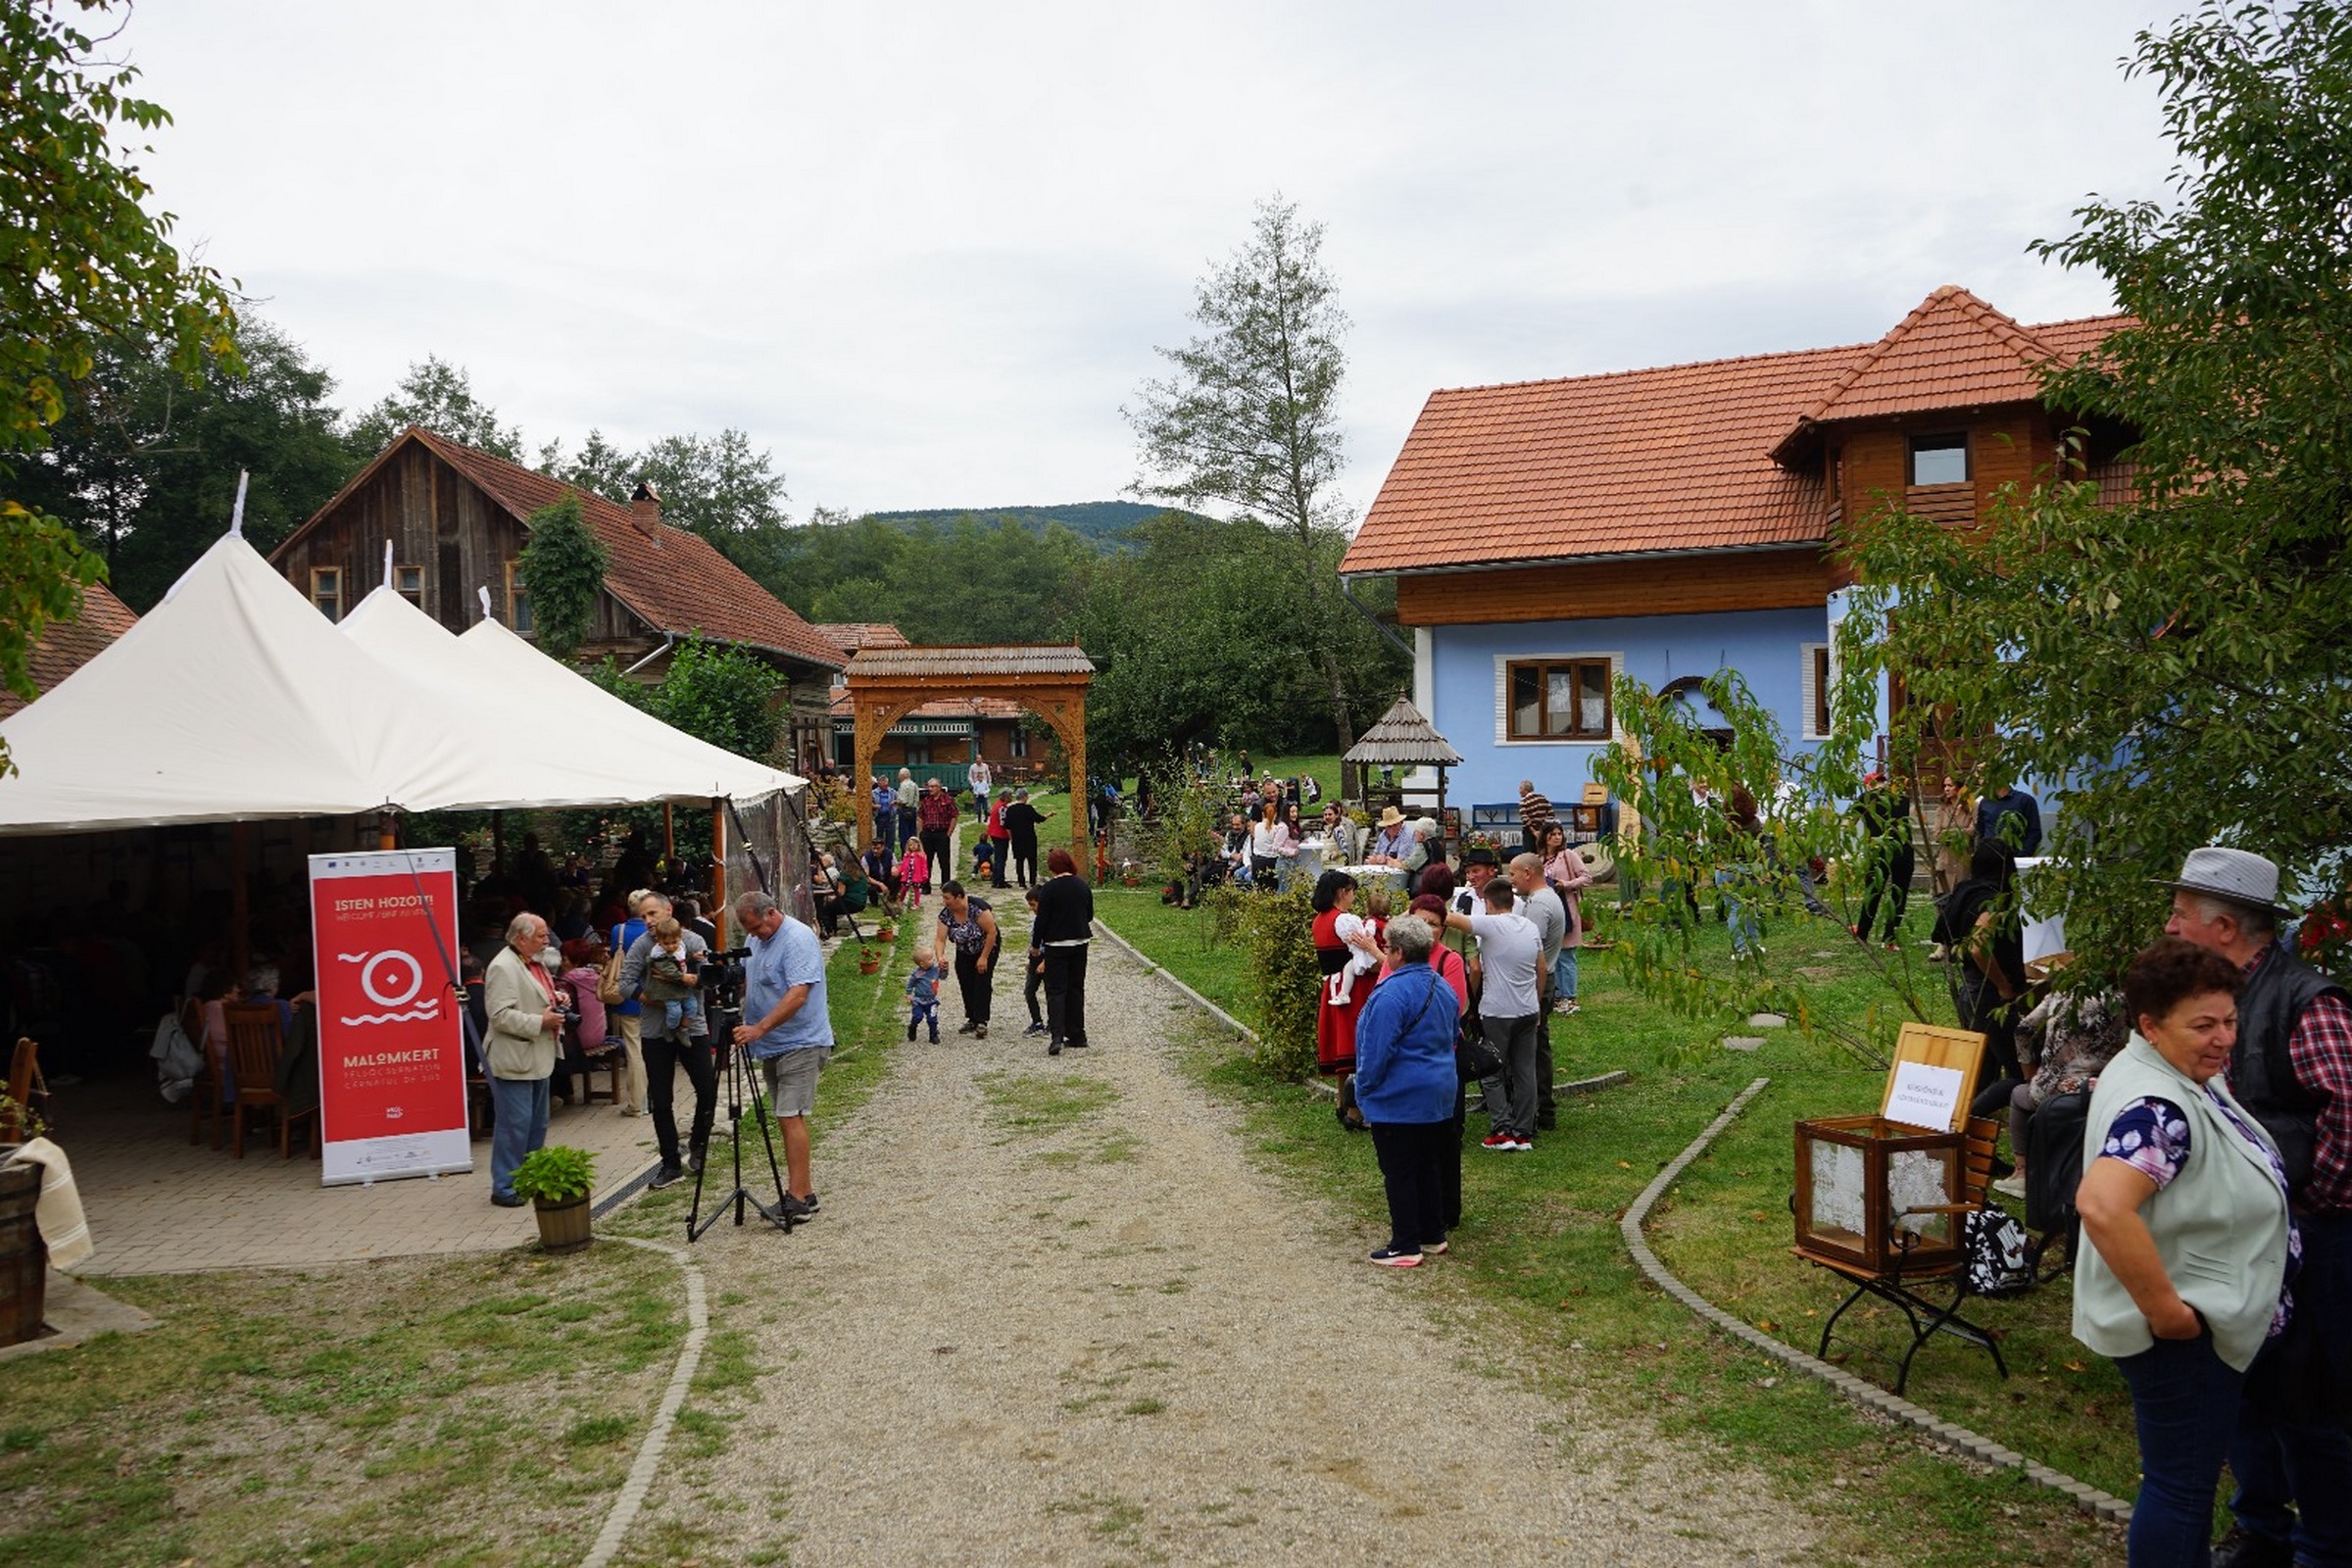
[0,535,804,835]
[339,585,803,807]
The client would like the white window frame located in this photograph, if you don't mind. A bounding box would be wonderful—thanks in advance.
[1494,652,1624,745]
[1800,642,1832,741]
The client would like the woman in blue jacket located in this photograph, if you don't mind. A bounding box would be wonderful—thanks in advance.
[1350,913,1462,1267]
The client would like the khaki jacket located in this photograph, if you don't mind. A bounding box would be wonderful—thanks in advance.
[482,946,559,1081]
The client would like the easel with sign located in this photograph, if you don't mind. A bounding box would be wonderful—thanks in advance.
[1792,1022,2010,1394]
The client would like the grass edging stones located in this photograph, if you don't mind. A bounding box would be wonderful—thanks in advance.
[1621,1076,2135,1527]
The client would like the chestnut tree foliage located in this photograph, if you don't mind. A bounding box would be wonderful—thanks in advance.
[1842,0,2352,985]
[1,0,241,771]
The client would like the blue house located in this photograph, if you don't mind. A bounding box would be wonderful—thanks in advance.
[1339,287,2126,825]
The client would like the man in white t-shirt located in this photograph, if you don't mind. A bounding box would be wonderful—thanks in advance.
[1446,877,1542,1151]
[1511,854,1568,1132]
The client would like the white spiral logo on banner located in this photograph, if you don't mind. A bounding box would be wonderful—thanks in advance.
[335,950,442,1025]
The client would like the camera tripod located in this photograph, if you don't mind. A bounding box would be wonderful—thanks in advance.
[685,1001,799,1240]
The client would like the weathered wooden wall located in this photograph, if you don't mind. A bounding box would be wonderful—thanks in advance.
[273,444,650,652]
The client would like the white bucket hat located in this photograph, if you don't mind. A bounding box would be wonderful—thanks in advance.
[2154,845,2290,917]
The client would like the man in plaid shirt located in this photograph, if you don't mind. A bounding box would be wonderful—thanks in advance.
[2163,846,2352,1568]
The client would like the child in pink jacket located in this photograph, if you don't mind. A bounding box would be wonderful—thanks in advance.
[898,840,930,908]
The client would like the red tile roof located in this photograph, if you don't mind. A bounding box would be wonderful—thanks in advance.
[0,583,136,718]
[1341,289,2128,576]
[810,622,910,657]
[403,430,843,671]
[1788,286,2065,432]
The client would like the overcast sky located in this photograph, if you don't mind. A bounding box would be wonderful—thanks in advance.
[123,1,2184,522]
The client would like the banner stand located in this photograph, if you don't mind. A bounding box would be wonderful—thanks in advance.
[309,849,472,1186]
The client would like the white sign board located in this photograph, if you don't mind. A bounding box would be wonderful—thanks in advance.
[1885,1060,1967,1133]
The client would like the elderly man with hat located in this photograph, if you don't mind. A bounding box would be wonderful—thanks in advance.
[1365,807,1418,868]
[2161,846,2352,1568]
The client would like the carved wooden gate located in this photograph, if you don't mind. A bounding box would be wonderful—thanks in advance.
[844,645,1095,861]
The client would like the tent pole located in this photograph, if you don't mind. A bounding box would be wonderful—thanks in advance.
[662,802,675,861]
[230,821,251,979]
[710,798,727,947]
[492,810,505,874]
[377,808,397,852]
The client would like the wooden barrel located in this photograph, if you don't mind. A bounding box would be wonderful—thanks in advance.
[0,1160,47,1345]
[532,1192,593,1255]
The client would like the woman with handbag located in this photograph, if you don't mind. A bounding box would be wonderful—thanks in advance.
[1349,913,1461,1267]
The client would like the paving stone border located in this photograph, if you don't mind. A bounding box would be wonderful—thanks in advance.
[581,1236,710,1568]
[1621,1075,2133,1527]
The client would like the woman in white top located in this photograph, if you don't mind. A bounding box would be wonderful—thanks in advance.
[1248,798,1292,891]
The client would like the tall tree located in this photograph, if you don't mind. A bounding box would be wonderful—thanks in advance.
[1,0,242,769]
[535,427,634,502]
[19,317,362,608]
[516,492,609,660]
[349,355,523,460]
[1839,0,2352,983]
[1126,196,1366,765]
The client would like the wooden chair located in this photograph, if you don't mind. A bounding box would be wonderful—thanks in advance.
[576,1048,621,1107]
[221,1004,315,1158]
[183,1000,224,1150]
[0,1038,39,1143]
[1800,1114,2009,1394]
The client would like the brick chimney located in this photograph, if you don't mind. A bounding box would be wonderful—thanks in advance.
[629,479,662,536]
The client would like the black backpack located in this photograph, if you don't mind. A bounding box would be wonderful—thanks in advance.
[2026,1088,2092,1238]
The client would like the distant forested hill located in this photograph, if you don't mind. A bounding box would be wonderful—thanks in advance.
[860,501,1208,551]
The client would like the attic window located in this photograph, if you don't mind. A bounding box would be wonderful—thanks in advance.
[311,567,342,623]
[1909,433,1969,486]
[395,564,423,607]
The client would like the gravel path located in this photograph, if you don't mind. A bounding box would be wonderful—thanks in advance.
[622,899,1824,1566]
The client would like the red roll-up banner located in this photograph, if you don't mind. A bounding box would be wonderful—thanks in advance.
[309,849,471,1185]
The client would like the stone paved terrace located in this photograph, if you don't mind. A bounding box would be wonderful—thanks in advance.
[53,1073,665,1277]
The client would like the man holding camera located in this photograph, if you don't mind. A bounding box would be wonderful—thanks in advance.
[617,891,714,1189]
[732,890,831,1221]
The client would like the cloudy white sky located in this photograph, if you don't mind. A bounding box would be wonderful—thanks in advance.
[123,1,2184,521]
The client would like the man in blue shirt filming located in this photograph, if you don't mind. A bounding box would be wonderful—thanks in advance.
[729,891,831,1221]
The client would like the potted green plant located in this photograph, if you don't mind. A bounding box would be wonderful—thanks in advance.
[858,945,883,975]
[510,1146,596,1253]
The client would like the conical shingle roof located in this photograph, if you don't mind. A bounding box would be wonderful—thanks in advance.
[1344,697,1462,767]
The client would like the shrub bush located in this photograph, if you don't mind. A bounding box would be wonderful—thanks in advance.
[1206,885,1320,1078]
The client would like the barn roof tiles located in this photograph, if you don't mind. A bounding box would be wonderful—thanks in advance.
[811,622,912,656]
[0,583,136,719]
[1340,289,2127,576]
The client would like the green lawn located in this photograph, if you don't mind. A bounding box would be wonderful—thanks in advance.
[1097,866,2133,1567]
[0,1246,684,1567]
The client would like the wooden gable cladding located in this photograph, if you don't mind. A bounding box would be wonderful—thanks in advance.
[272,440,649,650]
[1394,547,1838,627]
[271,442,514,631]
[1831,412,2057,536]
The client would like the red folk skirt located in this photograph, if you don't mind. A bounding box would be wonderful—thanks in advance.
[1311,909,1358,1074]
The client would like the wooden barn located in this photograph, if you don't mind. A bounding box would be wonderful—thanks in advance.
[270,426,844,767]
